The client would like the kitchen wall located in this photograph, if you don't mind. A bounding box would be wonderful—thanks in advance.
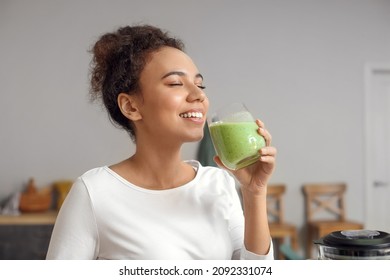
[1,0,390,251]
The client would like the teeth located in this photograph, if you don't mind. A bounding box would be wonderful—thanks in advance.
[180,112,203,118]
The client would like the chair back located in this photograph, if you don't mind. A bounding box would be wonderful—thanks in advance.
[267,184,286,223]
[302,183,347,222]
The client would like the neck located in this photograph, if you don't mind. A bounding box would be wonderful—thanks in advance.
[126,140,194,190]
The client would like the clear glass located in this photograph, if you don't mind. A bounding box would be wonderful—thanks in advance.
[208,102,266,170]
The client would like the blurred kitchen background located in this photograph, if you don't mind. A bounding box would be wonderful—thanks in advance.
[1,0,389,259]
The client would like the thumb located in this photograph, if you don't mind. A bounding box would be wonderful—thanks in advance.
[213,155,232,171]
[213,155,224,168]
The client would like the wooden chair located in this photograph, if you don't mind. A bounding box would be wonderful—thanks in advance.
[302,183,364,259]
[267,184,299,259]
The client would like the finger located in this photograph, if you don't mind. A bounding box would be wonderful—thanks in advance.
[259,147,277,166]
[255,119,265,128]
[213,155,233,171]
[255,119,272,146]
[260,146,277,157]
[259,155,276,166]
[213,155,222,167]
[258,129,272,147]
[259,128,272,146]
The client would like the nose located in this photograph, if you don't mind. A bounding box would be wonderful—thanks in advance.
[187,84,206,103]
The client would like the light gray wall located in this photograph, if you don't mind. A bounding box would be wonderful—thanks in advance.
[1,0,390,249]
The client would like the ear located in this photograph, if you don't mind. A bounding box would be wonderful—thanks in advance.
[117,93,142,121]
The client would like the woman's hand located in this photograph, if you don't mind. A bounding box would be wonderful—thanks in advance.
[214,119,276,195]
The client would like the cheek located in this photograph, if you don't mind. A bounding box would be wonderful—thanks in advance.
[204,98,210,113]
[142,91,184,122]
[153,91,184,111]
[164,94,184,110]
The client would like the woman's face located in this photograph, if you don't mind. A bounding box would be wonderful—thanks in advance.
[135,47,209,144]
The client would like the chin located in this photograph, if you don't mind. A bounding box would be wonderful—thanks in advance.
[185,132,204,143]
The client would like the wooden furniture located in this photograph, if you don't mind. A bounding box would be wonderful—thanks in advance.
[302,183,364,259]
[267,184,299,259]
[0,211,57,259]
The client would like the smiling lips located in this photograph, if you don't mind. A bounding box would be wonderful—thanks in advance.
[179,112,204,119]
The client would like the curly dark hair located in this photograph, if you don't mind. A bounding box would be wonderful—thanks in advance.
[89,25,184,140]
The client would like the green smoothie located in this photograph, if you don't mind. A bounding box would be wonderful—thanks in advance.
[209,121,266,170]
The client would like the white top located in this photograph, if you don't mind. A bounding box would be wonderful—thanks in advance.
[46,160,273,260]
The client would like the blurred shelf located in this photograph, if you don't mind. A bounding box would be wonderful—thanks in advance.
[0,210,57,225]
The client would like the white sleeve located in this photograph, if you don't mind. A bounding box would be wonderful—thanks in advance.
[239,240,274,260]
[46,177,99,259]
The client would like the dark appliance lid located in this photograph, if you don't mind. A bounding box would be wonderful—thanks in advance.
[315,229,390,249]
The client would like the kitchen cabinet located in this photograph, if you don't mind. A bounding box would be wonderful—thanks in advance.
[0,211,57,260]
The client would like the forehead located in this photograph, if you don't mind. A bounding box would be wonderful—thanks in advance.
[143,47,199,77]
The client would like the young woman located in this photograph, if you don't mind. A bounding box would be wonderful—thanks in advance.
[46,25,277,260]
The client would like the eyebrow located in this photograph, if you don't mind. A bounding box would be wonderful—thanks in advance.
[161,71,203,80]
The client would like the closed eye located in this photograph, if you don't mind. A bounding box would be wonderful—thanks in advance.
[169,83,183,87]
[169,83,205,90]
